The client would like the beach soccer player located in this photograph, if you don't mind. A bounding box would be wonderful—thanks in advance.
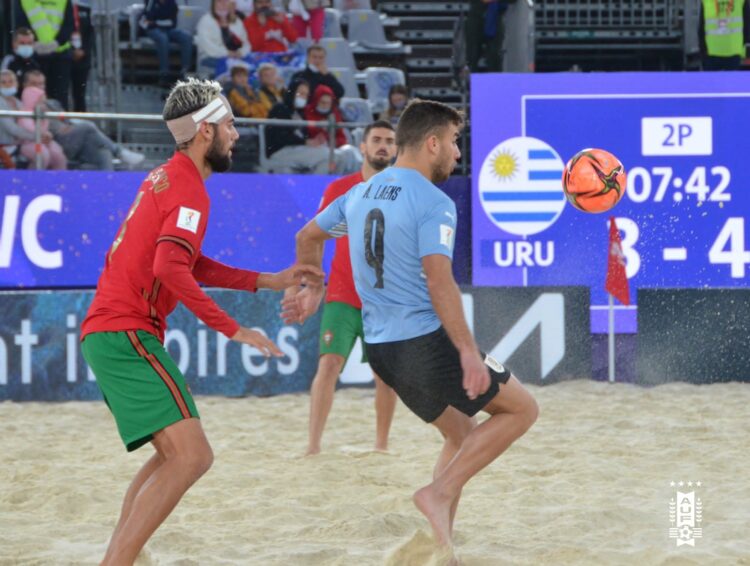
[304,120,399,456]
[80,78,323,565]
[284,99,539,548]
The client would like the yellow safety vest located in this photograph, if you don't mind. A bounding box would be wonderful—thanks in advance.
[703,0,746,57]
[20,0,70,51]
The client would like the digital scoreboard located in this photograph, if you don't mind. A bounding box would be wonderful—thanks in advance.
[471,72,750,332]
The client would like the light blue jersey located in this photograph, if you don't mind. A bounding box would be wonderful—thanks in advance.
[315,167,457,343]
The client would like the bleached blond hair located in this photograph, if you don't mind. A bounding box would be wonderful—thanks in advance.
[162,77,223,122]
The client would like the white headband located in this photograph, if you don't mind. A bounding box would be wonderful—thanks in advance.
[166,95,233,144]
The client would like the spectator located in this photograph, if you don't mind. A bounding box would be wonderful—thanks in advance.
[15,0,75,109]
[378,83,408,125]
[195,0,250,75]
[699,0,750,70]
[288,0,329,43]
[256,62,284,116]
[291,45,344,101]
[266,77,358,174]
[70,0,93,112]
[18,86,67,169]
[23,70,145,169]
[0,70,37,167]
[140,0,194,87]
[303,83,346,147]
[224,65,265,117]
[465,0,514,73]
[1,28,43,88]
[244,0,298,52]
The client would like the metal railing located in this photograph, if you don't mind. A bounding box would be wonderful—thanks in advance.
[0,109,372,171]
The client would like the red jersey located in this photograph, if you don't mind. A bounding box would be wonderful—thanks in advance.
[82,152,259,342]
[318,171,364,309]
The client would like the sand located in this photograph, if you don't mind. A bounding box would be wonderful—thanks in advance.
[1,380,750,565]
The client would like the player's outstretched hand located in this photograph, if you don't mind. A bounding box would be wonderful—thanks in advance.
[460,349,490,400]
[260,264,325,291]
[231,326,283,357]
[280,283,324,324]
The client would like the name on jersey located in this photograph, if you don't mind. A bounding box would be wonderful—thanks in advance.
[362,184,402,201]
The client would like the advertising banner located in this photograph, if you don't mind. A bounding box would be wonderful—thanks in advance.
[0,171,333,288]
[0,172,471,288]
[0,289,321,401]
[1,285,590,400]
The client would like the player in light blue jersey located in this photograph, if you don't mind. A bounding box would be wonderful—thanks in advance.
[284,100,538,550]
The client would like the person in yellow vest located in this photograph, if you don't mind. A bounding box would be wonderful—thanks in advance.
[700,0,750,70]
[15,0,75,108]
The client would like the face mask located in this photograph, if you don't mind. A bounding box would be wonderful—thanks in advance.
[15,45,34,59]
[316,105,331,115]
[0,87,17,97]
[215,8,230,17]
[294,96,307,109]
[258,7,274,17]
[392,100,406,110]
[71,35,83,49]
[308,63,319,73]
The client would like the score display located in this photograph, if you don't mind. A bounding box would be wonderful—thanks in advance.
[470,73,750,332]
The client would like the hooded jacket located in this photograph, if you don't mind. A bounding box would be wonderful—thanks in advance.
[303,84,346,148]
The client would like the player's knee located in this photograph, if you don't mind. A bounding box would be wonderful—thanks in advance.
[181,442,214,479]
[194,444,214,477]
[444,415,476,446]
[317,355,344,380]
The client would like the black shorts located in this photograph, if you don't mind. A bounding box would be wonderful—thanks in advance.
[366,326,512,423]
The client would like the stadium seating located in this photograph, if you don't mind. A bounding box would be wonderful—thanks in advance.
[126,4,205,49]
[323,8,344,39]
[320,38,358,71]
[330,67,360,99]
[122,4,205,82]
[346,9,404,52]
[339,97,373,123]
[364,66,405,114]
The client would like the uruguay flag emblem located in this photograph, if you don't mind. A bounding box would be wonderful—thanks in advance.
[478,136,567,237]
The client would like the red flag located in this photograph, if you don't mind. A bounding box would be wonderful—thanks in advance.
[605,216,630,305]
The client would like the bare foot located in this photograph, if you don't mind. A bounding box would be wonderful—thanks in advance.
[413,485,453,548]
[305,446,321,457]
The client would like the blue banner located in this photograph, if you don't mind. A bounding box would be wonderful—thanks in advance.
[471,72,750,332]
[0,289,322,401]
[0,170,335,288]
[0,171,471,288]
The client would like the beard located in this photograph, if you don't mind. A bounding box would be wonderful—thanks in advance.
[431,161,453,184]
[366,153,391,172]
[430,147,457,184]
[206,135,232,173]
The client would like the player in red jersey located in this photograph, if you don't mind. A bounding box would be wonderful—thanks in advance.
[81,78,322,565]
[302,120,399,455]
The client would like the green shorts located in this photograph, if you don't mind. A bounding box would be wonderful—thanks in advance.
[81,330,199,452]
[319,301,368,364]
